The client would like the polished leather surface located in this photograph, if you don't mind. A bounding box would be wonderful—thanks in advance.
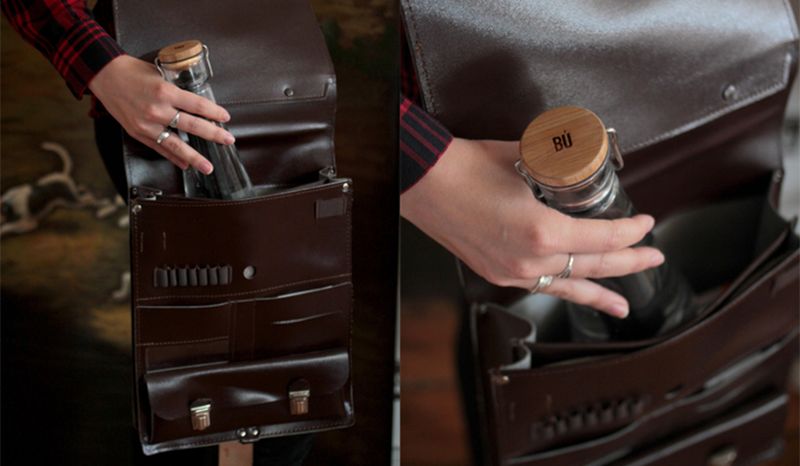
[137,283,352,369]
[612,392,787,466]
[145,348,351,446]
[472,200,799,465]
[400,1,800,464]
[402,0,797,148]
[115,0,337,194]
[471,197,799,453]
[130,182,352,305]
[129,180,354,452]
[490,272,798,460]
[477,195,793,368]
[402,0,799,220]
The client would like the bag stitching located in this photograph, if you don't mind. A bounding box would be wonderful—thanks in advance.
[135,273,352,302]
[137,335,229,347]
[147,184,339,208]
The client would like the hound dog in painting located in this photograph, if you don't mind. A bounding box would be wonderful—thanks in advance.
[0,142,117,236]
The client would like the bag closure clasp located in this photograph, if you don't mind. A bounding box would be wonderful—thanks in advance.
[289,379,311,415]
[189,399,212,431]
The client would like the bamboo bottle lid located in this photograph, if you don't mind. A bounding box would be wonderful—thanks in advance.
[158,40,204,70]
[519,106,608,187]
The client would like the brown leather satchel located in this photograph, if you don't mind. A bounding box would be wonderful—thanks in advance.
[114,0,354,455]
[401,0,799,465]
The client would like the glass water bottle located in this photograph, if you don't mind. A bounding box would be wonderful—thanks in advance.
[516,106,697,342]
[157,40,255,200]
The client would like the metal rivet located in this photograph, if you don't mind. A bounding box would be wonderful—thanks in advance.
[284,88,294,97]
[665,384,683,399]
[243,266,256,280]
[132,205,142,214]
[723,85,737,101]
[493,375,510,385]
[708,446,738,466]
[237,429,247,438]
[342,183,349,192]
[249,427,259,436]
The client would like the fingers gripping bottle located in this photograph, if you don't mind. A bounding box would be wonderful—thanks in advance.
[515,106,697,342]
[157,40,255,200]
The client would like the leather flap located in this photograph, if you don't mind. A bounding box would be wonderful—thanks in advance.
[402,0,798,150]
[114,0,337,192]
[114,0,334,105]
[145,348,350,422]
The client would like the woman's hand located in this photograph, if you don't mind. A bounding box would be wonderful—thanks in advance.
[88,55,234,174]
[400,137,664,318]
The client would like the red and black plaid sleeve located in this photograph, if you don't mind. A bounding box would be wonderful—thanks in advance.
[400,95,453,193]
[2,0,125,99]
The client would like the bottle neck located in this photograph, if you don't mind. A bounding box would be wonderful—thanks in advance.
[171,67,209,92]
[536,154,636,220]
[158,50,212,94]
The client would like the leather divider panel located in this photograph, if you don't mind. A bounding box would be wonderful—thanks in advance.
[507,390,789,466]
[491,329,797,464]
[145,341,230,373]
[227,283,351,362]
[138,302,231,345]
[480,248,798,462]
[513,195,795,366]
[137,302,231,371]
[610,392,787,466]
[145,348,350,445]
[130,181,352,306]
[472,197,799,465]
[250,283,351,360]
[135,283,351,371]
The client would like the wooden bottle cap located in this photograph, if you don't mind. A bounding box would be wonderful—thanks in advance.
[519,106,608,187]
[158,40,204,70]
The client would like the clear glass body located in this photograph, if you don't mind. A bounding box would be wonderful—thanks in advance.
[158,50,255,200]
[530,152,697,342]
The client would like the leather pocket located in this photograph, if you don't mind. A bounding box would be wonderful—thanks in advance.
[144,347,352,446]
[503,389,788,466]
[250,282,351,359]
[136,283,352,372]
[472,197,800,465]
[129,175,355,454]
[137,302,232,371]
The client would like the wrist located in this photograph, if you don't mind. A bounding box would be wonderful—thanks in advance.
[87,54,131,97]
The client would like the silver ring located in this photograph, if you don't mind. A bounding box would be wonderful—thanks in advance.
[168,111,181,129]
[530,275,554,295]
[556,253,574,279]
[156,128,171,145]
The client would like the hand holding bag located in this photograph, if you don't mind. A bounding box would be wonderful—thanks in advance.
[113,0,354,455]
[401,0,799,464]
